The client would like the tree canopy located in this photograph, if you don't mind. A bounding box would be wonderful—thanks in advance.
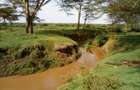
[11,0,52,33]
[107,0,140,24]
[0,0,19,23]
[59,0,102,30]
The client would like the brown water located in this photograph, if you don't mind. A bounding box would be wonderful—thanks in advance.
[0,49,97,90]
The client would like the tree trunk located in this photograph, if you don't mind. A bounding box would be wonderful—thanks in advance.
[29,19,33,33]
[25,0,33,34]
[83,13,88,28]
[26,16,29,33]
[84,18,87,26]
[77,4,82,31]
[25,0,29,33]
[26,16,33,34]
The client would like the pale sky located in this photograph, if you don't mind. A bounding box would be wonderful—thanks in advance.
[19,1,110,24]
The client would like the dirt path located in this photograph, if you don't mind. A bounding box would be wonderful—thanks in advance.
[0,49,97,90]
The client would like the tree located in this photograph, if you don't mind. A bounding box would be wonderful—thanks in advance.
[0,7,18,23]
[59,0,85,30]
[82,0,103,26]
[0,0,19,23]
[12,0,52,33]
[98,0,140,31]
[59,0,102,30]
[59,0,83,30]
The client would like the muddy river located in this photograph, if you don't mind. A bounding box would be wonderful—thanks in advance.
[0,49,97,90]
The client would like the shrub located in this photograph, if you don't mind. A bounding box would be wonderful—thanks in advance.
[94,34,108,47]
[41,56,57,68]
[60,75,122,90]
[30,48,44,59]
[0,56,57,76]
[82,75,122,90]
[14,47,32,59]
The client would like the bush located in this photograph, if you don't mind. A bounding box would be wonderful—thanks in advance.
[30,48,44,59]
[0,56,57,76]
[60,75,122,90]
[94,34,108,47]
[14,47,32,59]
[82,76,121,90]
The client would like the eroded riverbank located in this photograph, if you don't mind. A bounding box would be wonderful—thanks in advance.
[0,49,97,90]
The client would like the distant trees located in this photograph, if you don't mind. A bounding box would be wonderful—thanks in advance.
[59,0,102,30]
[12,0,52,33]
[59,0,83,30]
[1,0,139,32]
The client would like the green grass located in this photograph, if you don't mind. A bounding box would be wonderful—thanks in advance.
[0,29,79,77]
[60,33,140,90]
[0,29,76,49]
[0,23,140,85]
[60,48,140,90]
[111,34,140,53]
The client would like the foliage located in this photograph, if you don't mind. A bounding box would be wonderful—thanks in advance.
[58,0,102,30]
[0,28,79,77]
[0,56,56,76]
[60,47,140,90]
[60,34,140,90]
[60,74,122,90]
[11,0,52,33]
[113,34,140,52]
[98,0,140,31]
[0,0,19,23]
[94,34,108,47]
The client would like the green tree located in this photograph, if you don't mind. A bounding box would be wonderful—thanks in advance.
[99,0,140,31]
[82,0,103,26]
[59,0,101,30]
[0,0,19,23]
[12,0,52,33]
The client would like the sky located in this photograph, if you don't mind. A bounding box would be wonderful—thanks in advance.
[17,1,110,24]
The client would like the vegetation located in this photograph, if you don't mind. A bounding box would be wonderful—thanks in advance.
[0,0,140,89]
[0,1,19,23]
[11,0,52,33]
[60,34,140,90]
[0,28,80,77]
[59,0,102,30]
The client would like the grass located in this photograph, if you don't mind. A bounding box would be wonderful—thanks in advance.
[0,28,79,77]
[60,48,140,90]
[0,29,76,49]
[0,23,140,88]
[60,33,140,90]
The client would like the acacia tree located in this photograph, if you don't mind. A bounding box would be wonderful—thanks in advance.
[59,0,102,30]
[0,0,19,30]
[108,0,140,22]
[59,0,83,30]
[12,0,52,33]
[82,0,103,26]
[98,0,140,31]
[0,1,19,23]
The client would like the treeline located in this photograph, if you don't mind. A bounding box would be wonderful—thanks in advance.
[0,0,140,33]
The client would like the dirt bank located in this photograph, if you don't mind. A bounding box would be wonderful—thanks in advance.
[0,49,97,90]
